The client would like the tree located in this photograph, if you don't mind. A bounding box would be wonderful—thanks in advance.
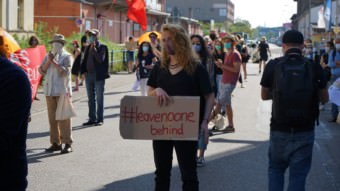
[228,19,252,34]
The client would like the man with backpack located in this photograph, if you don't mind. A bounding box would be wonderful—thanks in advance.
[260,30,328,191]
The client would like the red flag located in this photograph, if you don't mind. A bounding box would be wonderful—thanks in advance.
[125,0,147,31]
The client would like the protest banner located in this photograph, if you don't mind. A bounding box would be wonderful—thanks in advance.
[119,96,200,140]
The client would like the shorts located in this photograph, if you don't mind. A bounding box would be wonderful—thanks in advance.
[126,51,135,62]
[260,54,268,61]
[217,83,235,106]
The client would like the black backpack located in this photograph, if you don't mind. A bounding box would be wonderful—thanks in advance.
[272,55,319,126]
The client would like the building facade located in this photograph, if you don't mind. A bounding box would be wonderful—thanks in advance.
[34,0,170,43]
[0,0,35,36]
[166,0,234,24]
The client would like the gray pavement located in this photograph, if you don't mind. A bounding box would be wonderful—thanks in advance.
[27,56,340,190]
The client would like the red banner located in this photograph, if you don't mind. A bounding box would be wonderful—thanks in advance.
[10,45,46,101]
[126,0,147,31]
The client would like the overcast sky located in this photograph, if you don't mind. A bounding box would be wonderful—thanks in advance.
[233,0,297,28]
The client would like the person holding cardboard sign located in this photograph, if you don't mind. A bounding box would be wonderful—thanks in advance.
[147,24,215,191]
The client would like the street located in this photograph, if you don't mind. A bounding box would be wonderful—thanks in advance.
[27,47,340,191]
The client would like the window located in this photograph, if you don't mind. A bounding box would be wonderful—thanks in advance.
[17,0,24,29]
[219,9,227,17]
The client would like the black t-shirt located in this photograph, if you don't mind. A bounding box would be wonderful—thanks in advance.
[0,57,31,190]
[213,52,225,75]
[260,48,327,131]
[138,53,155,78]
[259,42,269,56]
[147,63,213,124]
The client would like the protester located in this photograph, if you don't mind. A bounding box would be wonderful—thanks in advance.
[28,35,42,100]
[258,36,271,73]
[212,39,225,96]
[149,32,161,58]
[0,56,31,191]
[210,34,241,133]
[239,37,250,81]
[320,41,334,83]
[71,40,81,91]
[328,38,340,122]
[136,41,156,96]
[79,31,88,86]
[147,24,215,191]
[81,29,110,126]
[38,34,74,154]
[260,30,328,190]
[191,34,215,166]
[125,36,137,73]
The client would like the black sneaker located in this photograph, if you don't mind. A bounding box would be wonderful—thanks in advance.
[95,121,104,126]
[61,144,73,154]
[45,144,62,152]
[82,121,97,126]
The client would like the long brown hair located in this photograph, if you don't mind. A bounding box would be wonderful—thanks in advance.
[161,24,199,75]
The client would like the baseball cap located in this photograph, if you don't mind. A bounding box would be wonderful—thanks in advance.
[282,30,304,44]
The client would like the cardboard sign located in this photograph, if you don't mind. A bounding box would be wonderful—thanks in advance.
[119,96,200,140]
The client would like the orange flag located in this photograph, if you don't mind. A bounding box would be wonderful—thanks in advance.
[125,0,147,31]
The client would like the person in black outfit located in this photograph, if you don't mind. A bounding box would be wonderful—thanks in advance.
[0,57,32,191]
[71,40,82,91]
[258,36,271,73]
[147,24,215,191]
[261,30,328,190]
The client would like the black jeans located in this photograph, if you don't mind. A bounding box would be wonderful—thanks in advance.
[153,140,198,191]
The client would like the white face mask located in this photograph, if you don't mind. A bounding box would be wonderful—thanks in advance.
[51,42,63,55]
[336,44,340,50]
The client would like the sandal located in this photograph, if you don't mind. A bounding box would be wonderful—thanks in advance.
[222,125,235,133]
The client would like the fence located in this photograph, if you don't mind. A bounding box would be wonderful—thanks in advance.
[109,49,137,73]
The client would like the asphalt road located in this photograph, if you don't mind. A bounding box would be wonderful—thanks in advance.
[27,48,340,191]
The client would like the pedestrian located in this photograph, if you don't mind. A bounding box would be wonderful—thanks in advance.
[147,24,215,191]
[235,34,245,88]
[125,36,137,73]
[38,34,74,154]
[149,32,161,58]
[136,41,157,96]
[239,37,250,81]
[0,56,31,191]
[191,34,215,167]
[211,34,242,133]
[71,40,81,91]
[81,29,110,126]
[328,38,340,122]
[260,30,328,191]
[212,39,225,96]
[28,35,42,100]
[257,36,271,73]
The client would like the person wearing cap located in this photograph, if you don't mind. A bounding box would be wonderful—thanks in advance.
[260,30,328,190]
[211,34,241,133]
[149,32,161,58]
[38,34,74,154]
[71,40,82,91]
[257,36,271,73]
[81,29,110,126]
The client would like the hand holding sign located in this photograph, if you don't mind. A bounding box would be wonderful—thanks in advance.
[155,87,173,106]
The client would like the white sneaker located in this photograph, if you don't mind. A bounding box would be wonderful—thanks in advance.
[197,157,206,167]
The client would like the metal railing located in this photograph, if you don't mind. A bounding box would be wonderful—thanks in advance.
[109,49,137,73]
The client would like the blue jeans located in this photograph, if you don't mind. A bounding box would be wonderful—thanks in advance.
[330,75,340,119]
[85,73,105,122]
[268,130,314,191]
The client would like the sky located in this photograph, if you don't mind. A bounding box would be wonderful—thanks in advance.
[233,0,297,28]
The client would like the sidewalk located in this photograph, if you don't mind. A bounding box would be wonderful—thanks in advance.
[30,72,137,115]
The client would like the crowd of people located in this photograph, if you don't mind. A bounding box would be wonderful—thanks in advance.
[0,22,338,191]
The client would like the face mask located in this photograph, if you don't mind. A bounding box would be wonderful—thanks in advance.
[88,36,95,43]
[209,34,217,41]
[192,44,201,52]
[150,37,157,43]
[224,42,231,49]
[325,47,330,52]
[215,45,222,51]
[51,42,63,55]
[336,44,340,50]
[142,46,149,52]
[166,40,176,55]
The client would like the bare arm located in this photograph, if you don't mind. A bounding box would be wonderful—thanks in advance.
[218,60,241,73]
[261,87,272,100]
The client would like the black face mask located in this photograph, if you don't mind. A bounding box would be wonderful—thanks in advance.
[210,34,217,41]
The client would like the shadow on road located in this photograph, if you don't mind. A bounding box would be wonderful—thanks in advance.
[27,149,62,163]
[96,140,268,191]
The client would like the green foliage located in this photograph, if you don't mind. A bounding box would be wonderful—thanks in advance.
[229,19,252,34]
